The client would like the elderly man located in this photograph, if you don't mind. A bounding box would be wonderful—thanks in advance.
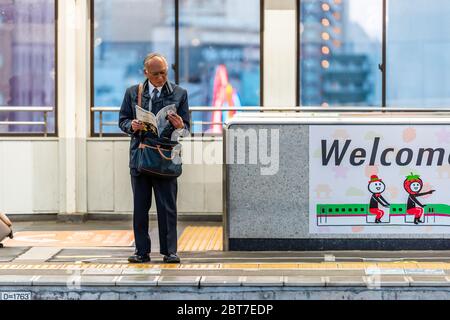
[119,53,190,264]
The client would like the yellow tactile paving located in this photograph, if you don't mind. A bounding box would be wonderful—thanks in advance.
[209,228,223,251]
[3,230,134,247]
[375,263,401,269]
[184,227,202,251]
[376,262,420,269]
[398,263,422,269]
[159,264,181,269]
[221,264,259,269]
[177,226,201,252]
[176,228,194,251]
[337,262,367,269]
[191,227,210,252]
[178,226,223,252]
[178,264,196,269]
[204,264,221,269]
[2,226,223,252]
[413,262,447,269]
[297,263,340,269]
[370,263,389,269]
[258,264,299,269]
[179,264,221,269]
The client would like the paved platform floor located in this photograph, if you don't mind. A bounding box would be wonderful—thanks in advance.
[2,221,450,299]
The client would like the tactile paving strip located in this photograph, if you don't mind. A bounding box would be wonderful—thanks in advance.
[177,226,223,252]
[3,231,134,247]
[2,227,223,252]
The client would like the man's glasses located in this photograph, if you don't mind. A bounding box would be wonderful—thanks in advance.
[149,70,168,77]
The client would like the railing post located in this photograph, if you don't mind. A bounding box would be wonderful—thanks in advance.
[99,111,103,138]
[189,109,193,137]
[44,111,48,137]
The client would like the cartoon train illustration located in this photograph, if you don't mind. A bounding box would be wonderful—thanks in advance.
[315,172,443,227]
[316,203,450,226]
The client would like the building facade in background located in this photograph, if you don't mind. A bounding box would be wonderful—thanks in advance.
[0,0,55,133]
[300,0,382,107]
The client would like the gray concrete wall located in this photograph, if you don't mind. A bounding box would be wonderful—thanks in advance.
[227,125,308,239]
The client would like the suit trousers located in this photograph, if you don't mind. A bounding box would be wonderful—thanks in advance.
[131,173,178,256]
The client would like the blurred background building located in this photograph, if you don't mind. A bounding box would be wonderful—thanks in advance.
[300,0,381,107]
[0,0,55,133]
[93,0,261,134]
[3,0,450,135]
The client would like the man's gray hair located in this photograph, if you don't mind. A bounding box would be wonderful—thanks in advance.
[143,53,169,69]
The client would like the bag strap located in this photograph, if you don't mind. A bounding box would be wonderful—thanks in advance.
[157,145,178,161]
[138,143,180,161]
[137,83,144,141]
[137,83,143,108]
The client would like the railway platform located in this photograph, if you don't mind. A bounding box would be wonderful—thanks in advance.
[1,220,450,300]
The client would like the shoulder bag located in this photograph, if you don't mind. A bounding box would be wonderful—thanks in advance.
[136,83,182,179]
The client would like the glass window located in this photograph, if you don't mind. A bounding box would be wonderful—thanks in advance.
[387,0,450,107]
[0,0,56,134]
[179,0,261,134]
[299,0,382,107]
[92,0,176,134]
[92,0,262,135]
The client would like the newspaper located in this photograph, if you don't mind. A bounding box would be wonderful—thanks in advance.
[135,104,177,137]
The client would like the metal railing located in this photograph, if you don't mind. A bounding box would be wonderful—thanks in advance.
[92,106,303,137]
[91,106,450,137]
[0,107,54,136]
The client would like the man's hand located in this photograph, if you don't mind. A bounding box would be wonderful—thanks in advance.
[131,120,145,132]
[168,113,184,130]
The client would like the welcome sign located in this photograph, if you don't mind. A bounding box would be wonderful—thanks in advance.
[309,125,450,234]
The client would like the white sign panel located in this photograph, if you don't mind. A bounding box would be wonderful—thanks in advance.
[0,292,32,301]
[309,125,450,234]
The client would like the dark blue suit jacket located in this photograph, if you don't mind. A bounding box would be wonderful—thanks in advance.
[118,80,190,175]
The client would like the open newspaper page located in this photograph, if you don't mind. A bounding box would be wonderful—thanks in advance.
[135,105,158,136]
[155,104,177,137]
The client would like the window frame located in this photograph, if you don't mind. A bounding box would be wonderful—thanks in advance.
[89,0,264,137]
[0,0,59,137]
[297,0,388,108]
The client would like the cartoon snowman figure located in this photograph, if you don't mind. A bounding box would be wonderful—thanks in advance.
[368,175,390,224]
[403,173,435,225]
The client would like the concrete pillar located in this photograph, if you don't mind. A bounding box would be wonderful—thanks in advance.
[57,0,89,220]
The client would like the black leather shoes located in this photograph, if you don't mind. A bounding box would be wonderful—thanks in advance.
[128,254,151,264]
[163,254,181,264]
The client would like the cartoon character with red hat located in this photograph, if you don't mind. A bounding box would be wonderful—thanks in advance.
[368,175,391,223]
[404,173,435,225]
